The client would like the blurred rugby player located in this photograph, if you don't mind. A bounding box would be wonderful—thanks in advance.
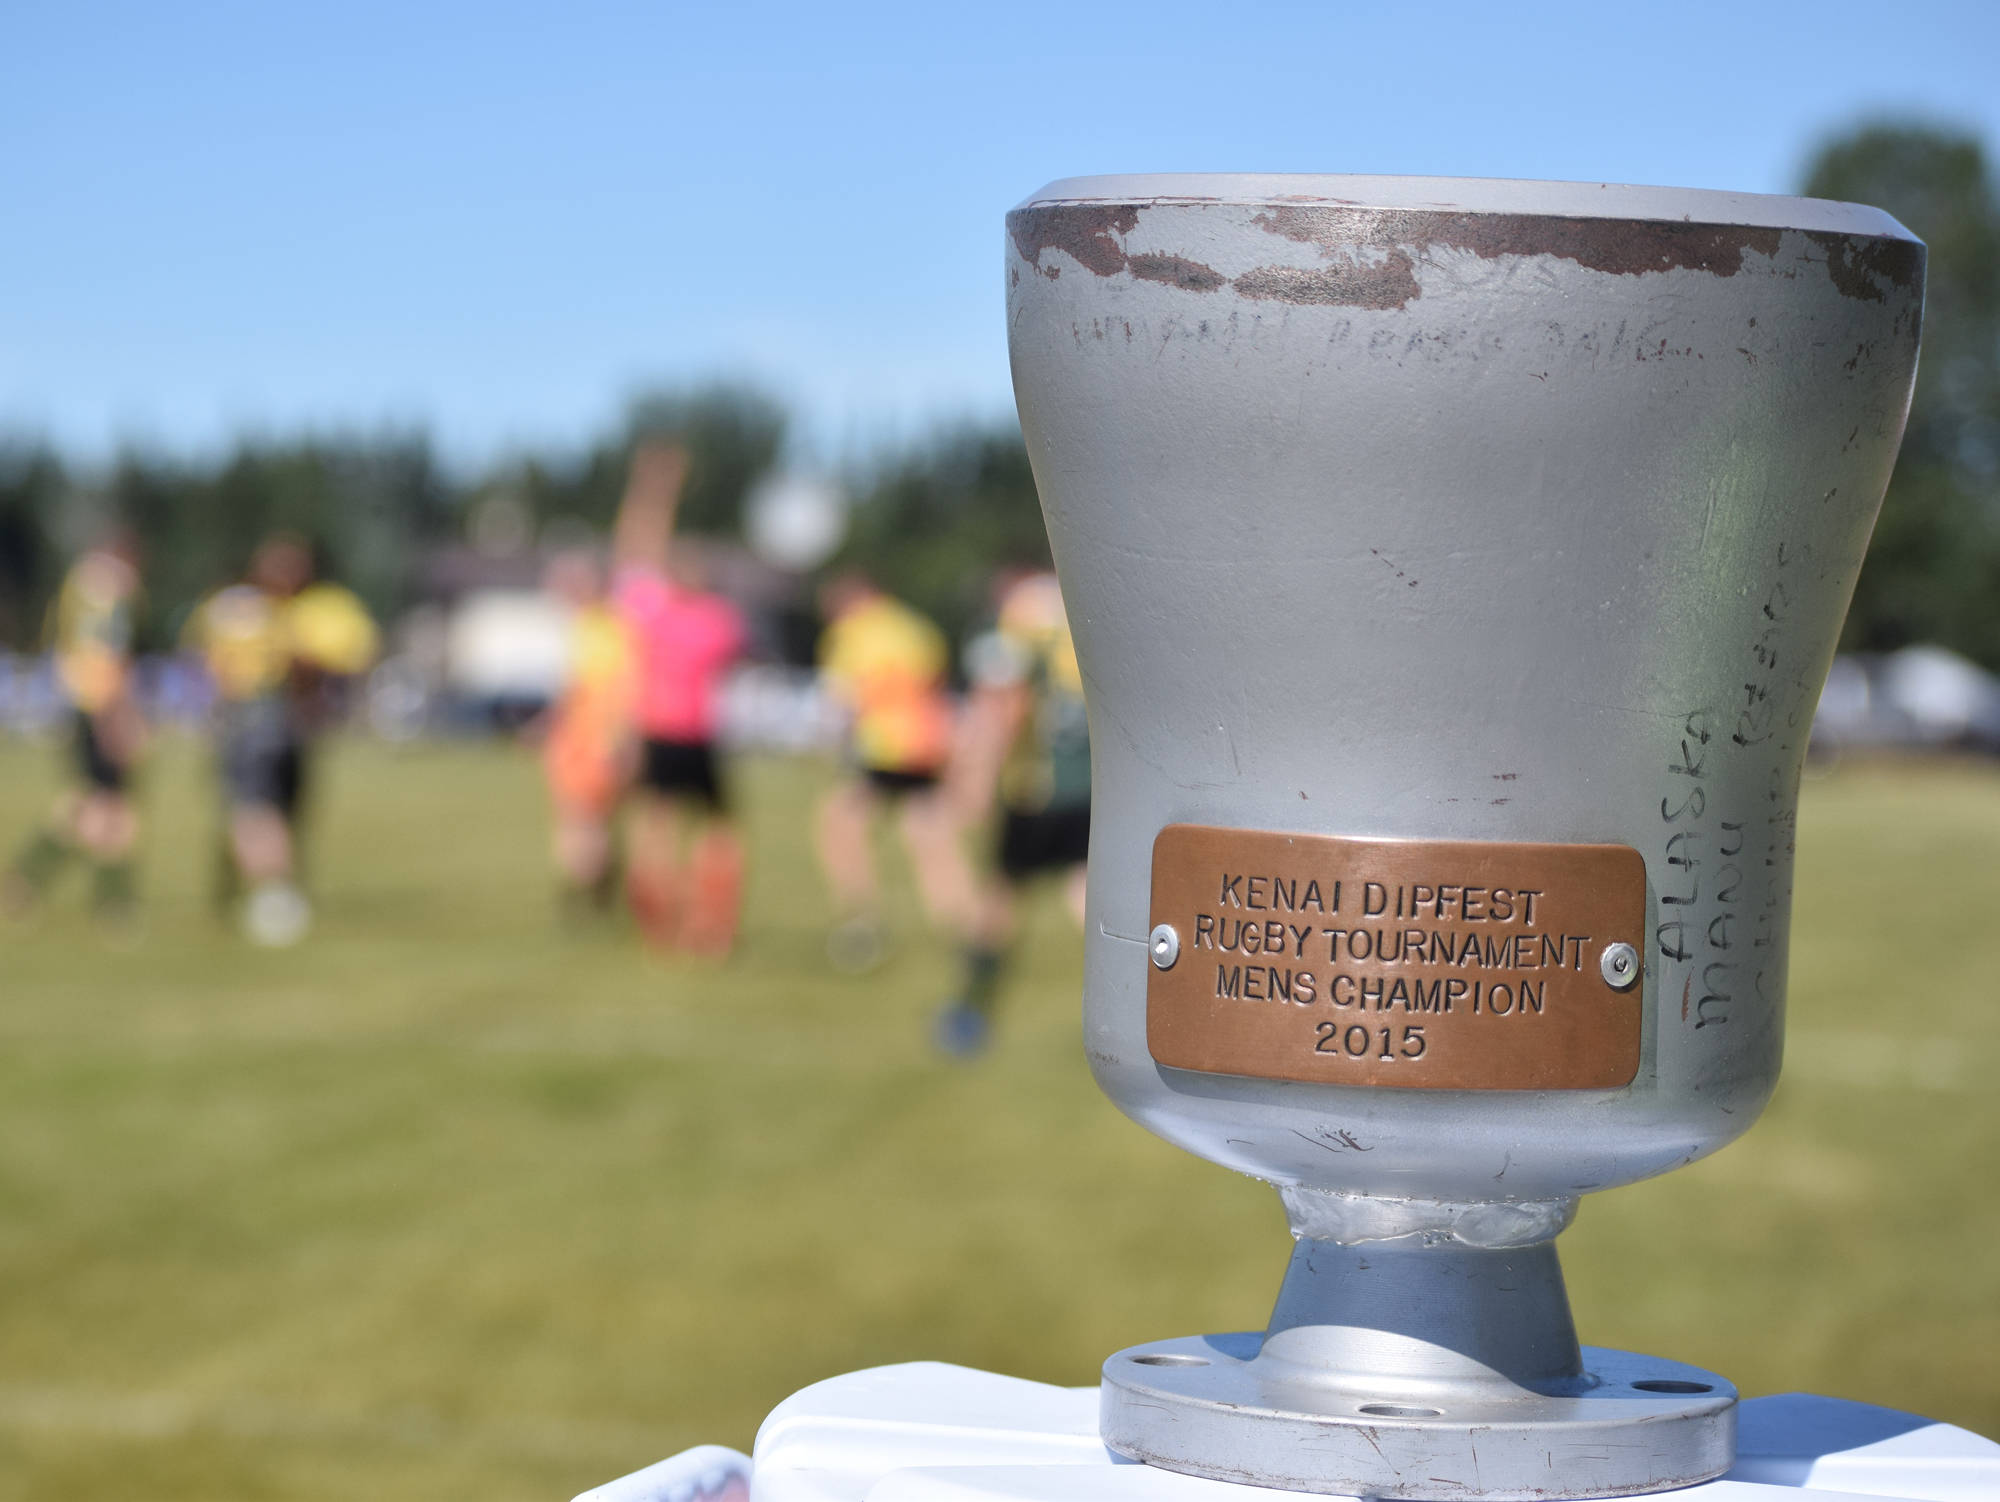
[184,535,378,946]
[4,529,146,926]
[613,443,750,956]
[541,545,633,920]
[934,569,1090,1055]
[813,571,975,972]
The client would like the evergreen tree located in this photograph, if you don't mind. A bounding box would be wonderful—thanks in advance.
[1805,124,2000,665]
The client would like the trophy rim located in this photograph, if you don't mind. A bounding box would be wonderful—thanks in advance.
[1014,171,1919,242]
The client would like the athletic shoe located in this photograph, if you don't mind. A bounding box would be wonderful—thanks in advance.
[243,882,311,948]
[0,872,36,920]
[680,835,744,958]
[933,1001,991,1059]
[626,869,683,951]
[826,916,884,975]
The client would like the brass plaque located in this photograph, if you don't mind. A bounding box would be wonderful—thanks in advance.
[1146,826,1645,1091]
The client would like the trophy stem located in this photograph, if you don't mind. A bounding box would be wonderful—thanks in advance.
[1101,1224,1736,1500]
[1262,1237,1586,1398]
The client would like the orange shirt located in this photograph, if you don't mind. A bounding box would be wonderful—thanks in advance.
[545,603,632,811]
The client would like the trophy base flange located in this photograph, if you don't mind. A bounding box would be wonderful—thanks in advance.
[1101,1334,1736,1500]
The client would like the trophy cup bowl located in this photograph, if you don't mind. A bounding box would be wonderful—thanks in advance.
[1006,174,1923,1499]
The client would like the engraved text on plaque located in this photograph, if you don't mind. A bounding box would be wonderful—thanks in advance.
[1146,825,1647,1090]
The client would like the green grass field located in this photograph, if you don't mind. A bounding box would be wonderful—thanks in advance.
[0,734,1993,1500]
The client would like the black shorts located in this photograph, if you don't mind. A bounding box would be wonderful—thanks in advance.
[71,711,128,794]
[219,699,306,819]
[863,767,939,798]
[998,805,1090,881]
[639,738,727,811]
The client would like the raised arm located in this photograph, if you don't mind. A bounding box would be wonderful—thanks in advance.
[613,442,691,571]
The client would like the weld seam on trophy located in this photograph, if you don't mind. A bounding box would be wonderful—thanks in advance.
[1007,173,1923,1501]
[575,173,1967,1502]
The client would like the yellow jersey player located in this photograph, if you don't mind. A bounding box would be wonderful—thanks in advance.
[934,568,1091,1055]
[184,535,378,946]
[813,571,975,971]
[4,530,146,924]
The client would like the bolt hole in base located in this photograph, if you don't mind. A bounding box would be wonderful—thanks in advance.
[1634,1379,1714,1394]
[1129,1354,1210,1368]
[1357,1404,1444,1418]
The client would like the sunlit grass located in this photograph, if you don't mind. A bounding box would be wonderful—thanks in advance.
[0,735,1992,1499]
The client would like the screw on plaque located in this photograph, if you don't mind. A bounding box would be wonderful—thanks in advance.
[1600,941,1640,990]
[1149,923,1181,970]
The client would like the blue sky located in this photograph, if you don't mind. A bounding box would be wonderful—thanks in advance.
[4,0,1995,472]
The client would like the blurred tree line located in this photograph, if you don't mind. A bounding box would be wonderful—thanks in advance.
[3,119,1995,670]
[0,386,1047,663]
[0,435,452,650]
[502,383,791,537]
[1808,124,2000,663]
[831,424,1052,639]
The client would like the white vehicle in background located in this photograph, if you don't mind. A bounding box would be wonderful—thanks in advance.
[368,589,841,753]
[444,588,571,729]
[1812,645,2000,755]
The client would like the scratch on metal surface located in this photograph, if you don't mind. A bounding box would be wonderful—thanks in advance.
[1129,252,1227,293]
[1235,256,1420,311]
[1291,1128,1372,1155]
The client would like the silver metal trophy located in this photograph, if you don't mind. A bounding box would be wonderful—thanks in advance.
[574,174,2000,1502]
[1005,174,1924,1501]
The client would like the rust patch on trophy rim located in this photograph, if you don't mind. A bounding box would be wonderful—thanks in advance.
[1803,230,1927,304]
[1006,202,1922,307]
[1146,825,1645,1091]
[1008,204,1138,278]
